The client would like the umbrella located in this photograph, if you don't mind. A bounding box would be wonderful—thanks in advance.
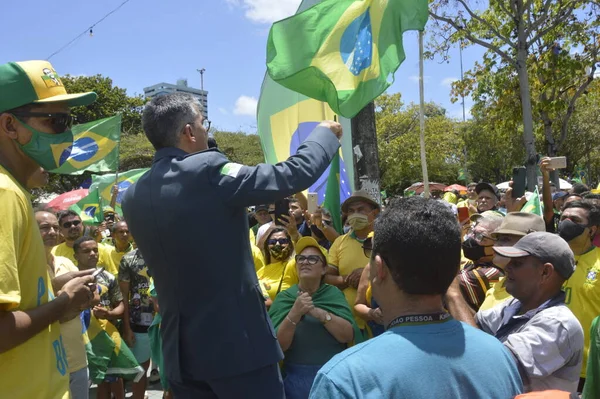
[444,184,467,193]
[404,182,447,194]
[47,188,89,210]
[496,179,572,190]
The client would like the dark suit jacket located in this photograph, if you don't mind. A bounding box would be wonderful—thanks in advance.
[122,126,340,381]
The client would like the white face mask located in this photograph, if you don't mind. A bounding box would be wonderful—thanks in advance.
[343,225,352,234]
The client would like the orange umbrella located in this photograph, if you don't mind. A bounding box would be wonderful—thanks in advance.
[444,184,467,194]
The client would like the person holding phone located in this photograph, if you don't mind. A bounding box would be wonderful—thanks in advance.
[122,92,343,398]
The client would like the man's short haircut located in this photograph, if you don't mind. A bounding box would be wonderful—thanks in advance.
[571,183,589,195]
[563,199,600,227]
[57,210,80,224]
[142,92,203,150]
[467,182,477,189]
[373,196,461,295]
[73,236,96,253]
[111,220,128,233]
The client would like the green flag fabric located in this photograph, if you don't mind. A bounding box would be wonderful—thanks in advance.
[267,0,429,118]
[90,168,149,215]
[51,115,122,175]
[69,188,103,224]
[323,152,343,234]
[522,186,543,217]
[257,0,355,209]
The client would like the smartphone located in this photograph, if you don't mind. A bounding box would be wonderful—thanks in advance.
[547,156,567,169]
[91,267,105,280]
[274,198,290,226]
[307,192,318,214]
[458,207,470,223]
[512,167,527,198]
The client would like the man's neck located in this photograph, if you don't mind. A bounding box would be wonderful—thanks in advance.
[380,292,446,328]
[0,151,37,188]
[115,241,129,252]
[571,243,595,257]
[517,288,562,314]
[64,240,75,249]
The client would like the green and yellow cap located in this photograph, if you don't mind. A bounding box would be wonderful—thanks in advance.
[0,60,97,113]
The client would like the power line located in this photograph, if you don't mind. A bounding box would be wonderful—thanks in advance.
[47,0,132,60]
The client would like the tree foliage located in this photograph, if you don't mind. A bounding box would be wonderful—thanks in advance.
[213,131,265,166]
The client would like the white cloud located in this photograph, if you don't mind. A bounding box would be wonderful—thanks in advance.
[409,75,431,84]
[441,77,458,88]
[218,107,229,115]
[225,0,302,24]
[233,95,258,116]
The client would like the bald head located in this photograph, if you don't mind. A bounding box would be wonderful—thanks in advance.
[35,211,60,247]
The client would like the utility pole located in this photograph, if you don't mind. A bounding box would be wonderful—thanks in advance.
[459,41,470,183]
[197,68,206,92]
[351,102,382,205]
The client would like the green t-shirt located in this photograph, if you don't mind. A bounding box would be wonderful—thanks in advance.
[583,316,600,398]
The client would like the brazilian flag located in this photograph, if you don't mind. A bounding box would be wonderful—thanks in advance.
[69,188,103,224]
[521,186,543,217]
[267,0,429,118]
[50,115,121,175]
[323,152,343,234]
[90,168,149,215]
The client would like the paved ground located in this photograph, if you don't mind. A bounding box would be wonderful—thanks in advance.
[89,375,165,398]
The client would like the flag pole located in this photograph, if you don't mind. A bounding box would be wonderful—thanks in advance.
[418,30,430,198]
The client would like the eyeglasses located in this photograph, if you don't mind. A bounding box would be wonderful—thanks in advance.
[295,255,323,265]
[466,228,496,243]
[202,119,211,130]
[268,238,290,245]
[362,236,373,258]
[62,220,82,228]
[13,112,74,133]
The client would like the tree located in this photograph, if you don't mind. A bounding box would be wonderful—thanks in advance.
[62,75,145,134]
[429,0,600,189]
[212,131,265,166]
[375,93,463,195]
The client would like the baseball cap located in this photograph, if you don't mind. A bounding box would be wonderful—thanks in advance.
[475,182,500,200]
[490,212,546,238]
[0,61,97,113]
[552,191,568,201]
[342,190,380,213]
[295,237,328,262]
[493,232,576,279]
[255,204,269,213]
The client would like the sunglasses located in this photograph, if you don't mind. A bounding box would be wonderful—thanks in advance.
[362,237,373,258]
[295,255,323,265]
[268,238,290,245]
[13,112,75,133]
[62,220,82,228]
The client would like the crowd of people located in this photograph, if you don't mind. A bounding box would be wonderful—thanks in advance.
[1,59,600,399]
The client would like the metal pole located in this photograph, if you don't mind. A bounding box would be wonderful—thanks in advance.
[418,31,430,198]
[197,68,205,91]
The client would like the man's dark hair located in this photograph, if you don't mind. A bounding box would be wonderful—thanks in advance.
[57,210,80,224]
[208,137,218,149]
[373,197,461,295]
[73,236,96,253]
[111,220,128,233]
[563,200,600,227]
[583,192,600,200]
[571,183,589,195]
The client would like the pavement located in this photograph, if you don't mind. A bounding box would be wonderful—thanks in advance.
[89,372,165,398]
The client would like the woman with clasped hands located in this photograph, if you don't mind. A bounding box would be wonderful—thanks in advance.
[268,237,362,399]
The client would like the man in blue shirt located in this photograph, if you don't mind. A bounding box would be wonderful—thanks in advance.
[122,92,342,398]
[310,197,523,398]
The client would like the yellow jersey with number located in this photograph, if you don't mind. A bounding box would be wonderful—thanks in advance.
[564,247,600,377]
[0,165,69,399]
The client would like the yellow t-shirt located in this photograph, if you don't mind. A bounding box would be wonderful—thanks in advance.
[48,256,88,374]
[257,259,296,301]
[106,243,133,276]
[564,247,600,377]
[0,165,69,399]
[329,233,370,329]
[52,241,117,276]
[479,277,512,312]
[251,243,265,272]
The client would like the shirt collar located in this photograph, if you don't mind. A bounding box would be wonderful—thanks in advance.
[153,147,188,163]
[500,291,566,326]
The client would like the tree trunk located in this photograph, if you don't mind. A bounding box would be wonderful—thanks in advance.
[351,102,382,204]
[516,21,537,191]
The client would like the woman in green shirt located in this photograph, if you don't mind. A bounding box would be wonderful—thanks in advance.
[269,237,362,399]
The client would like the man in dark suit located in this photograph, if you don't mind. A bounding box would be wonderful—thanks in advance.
[122,92,342,398]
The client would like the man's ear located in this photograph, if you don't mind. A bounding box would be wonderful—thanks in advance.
[0,113,20,139]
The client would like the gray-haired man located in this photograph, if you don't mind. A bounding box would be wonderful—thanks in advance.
[122,92,342,398]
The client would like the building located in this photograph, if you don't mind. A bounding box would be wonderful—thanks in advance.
[143,79,208,119]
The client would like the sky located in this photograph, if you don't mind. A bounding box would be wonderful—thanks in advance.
[2,0,485,133]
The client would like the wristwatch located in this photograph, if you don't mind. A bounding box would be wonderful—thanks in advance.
[322,312,332,325]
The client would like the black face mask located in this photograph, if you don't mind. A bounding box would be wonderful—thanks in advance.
[462,237,487,261]
[558,219,587,242]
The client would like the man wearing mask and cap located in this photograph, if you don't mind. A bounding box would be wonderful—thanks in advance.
[557,199,600,390]
[457,211,505,311]
[0,60,99,398]
[325,190,380,340]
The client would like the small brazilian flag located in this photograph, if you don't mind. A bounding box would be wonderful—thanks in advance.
[323,152,343,234]
[267,0,429,118]
[69,188,103,224]
[90,168,149,215]
[522,186,543,217]
[50,115,121,175]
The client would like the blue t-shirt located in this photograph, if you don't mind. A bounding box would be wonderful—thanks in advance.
[309,319,523,399]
